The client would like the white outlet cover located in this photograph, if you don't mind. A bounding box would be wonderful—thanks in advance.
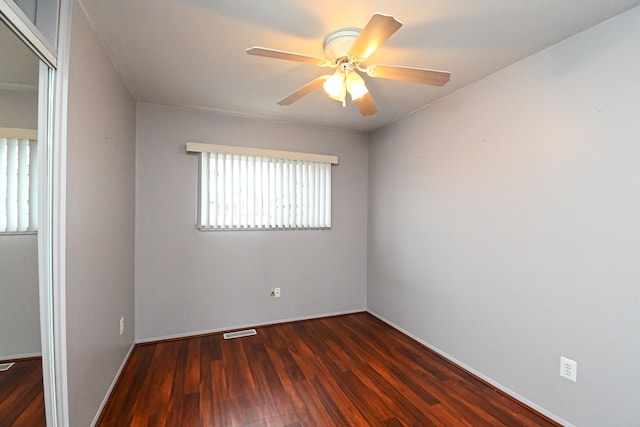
[560,356,577,382]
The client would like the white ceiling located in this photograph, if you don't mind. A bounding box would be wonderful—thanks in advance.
[78,0,640,132]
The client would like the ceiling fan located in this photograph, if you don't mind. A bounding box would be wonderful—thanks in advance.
[246,13,451,116]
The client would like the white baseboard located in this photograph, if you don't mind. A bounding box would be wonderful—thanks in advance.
[366,310,573,427]
[135,308,366,344]
[90,342,135,427]
[0,351,42,361]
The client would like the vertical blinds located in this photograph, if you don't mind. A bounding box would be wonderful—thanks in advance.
[198,152,332,230]
[0,137,38,233]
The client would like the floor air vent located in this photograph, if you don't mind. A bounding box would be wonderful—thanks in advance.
[223,329,257,340]
[0,362,15,372]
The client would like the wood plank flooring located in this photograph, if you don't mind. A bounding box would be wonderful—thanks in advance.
[0,357,45,427]
[97,312,561,426]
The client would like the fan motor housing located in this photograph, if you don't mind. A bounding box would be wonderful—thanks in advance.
[323,28,361,62]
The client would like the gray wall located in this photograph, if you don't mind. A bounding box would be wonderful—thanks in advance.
[0,89,38,129]
[0,80,40,361]
[65,2,136,425]
[368,6,640,427]
[0,234,40,358]
[135,104,368,341]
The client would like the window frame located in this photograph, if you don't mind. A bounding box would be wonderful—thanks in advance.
[187,142,338,231]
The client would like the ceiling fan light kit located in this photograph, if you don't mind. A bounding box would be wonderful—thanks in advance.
[323,72,344,97]
[246,13,451,116]
[324,72,346,102]
[345,71,368,100]
[323,58,369,106]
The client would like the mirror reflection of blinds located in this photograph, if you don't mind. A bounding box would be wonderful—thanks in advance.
[0,138,38,233]
[199,153,331,230]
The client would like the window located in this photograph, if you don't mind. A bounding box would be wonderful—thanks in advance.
[187,143,338,230]
[1,131,38,233]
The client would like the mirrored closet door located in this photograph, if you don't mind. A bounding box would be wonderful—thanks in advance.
[0,6,53,424]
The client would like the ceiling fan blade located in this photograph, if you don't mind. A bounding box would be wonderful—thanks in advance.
[277,76,329,106]
[355,92,378,116]
[366,64,451,86]
[247,47,331,66]
[348,13,402,60]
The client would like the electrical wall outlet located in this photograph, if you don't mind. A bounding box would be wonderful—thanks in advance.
[560,356,577,382]
[271,287,281,298]
[120,316,125,335]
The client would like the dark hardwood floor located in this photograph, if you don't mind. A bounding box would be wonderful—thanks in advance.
[0,357,45,427]
[97,312,561,426]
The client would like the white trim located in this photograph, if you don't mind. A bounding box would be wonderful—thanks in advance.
[366,310,574,427]
[90,343,135,427]
[136,308,365,344]
[0,127,38,139]
[0,351,42,361]
[37,62,56,427]
[186,142,339,165]
[0,0,57,67]
[49,0,73,426]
